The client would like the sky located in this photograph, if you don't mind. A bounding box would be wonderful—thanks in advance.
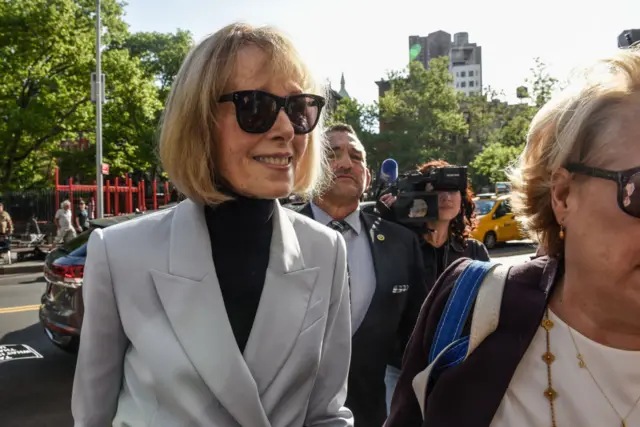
[123,0,640,105]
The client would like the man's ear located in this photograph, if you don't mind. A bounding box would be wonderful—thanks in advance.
[550,168,572,224]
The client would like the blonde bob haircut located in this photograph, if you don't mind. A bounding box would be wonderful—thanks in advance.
[159,23,329,205]
[509,47,640,255]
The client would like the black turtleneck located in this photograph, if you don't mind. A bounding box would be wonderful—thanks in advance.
[204,193,274,354]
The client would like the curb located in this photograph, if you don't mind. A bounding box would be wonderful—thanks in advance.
[0,264,44,276]
[491,247,537,258]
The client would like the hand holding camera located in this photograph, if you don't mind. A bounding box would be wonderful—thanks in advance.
[380,193,397,208]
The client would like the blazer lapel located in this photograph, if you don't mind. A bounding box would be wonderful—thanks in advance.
[150,200,270,427]
[243,202,320,394]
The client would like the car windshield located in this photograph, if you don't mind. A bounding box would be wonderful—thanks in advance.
[475,199,496,216]
[60,227,97,256]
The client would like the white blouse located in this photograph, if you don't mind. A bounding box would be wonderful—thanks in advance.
[491,310,640,427]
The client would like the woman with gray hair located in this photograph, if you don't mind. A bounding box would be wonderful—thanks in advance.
[387,48,640,427]
[72,23,353,427]
[54,200,75,244]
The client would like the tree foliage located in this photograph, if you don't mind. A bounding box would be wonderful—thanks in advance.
[123,29,194,103]
[527,57,559,108]
[468,59,558,189]
[0,0,192,192]
[323,56,560,193]
[325,96,381,169]
[469,142,523,189]
[0,0,101,190]
[377,58,469,171]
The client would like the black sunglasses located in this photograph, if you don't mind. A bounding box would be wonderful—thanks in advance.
[566,163,640,218]
[218,90,326,135]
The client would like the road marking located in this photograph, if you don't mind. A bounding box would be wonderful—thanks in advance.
[0,304,41,314]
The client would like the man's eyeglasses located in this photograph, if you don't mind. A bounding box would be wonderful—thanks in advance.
[566,163,640,218]
[218,90,325,135]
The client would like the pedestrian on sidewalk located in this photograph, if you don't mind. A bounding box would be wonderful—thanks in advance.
[75,200,90,233]
[0,203,13,237]
[0,202,13,263]
[54,200,75,244]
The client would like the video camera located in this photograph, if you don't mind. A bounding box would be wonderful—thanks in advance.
[618,30,640,49]
[386,165,468,226]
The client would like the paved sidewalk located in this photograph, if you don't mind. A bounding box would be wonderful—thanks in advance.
[0,260,44,276]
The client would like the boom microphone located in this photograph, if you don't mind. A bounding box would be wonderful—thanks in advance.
[379,159,398,184]
[374,158,398,200]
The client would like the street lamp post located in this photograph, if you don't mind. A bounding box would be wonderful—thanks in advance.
[95,0,104,219]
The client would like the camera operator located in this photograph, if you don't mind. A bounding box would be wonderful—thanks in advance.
[378,159,490,276]
[376,159,490,404]
[292,123,427,427]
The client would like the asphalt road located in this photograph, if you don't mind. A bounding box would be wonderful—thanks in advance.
[0,273,76,426]
[0,244,535,426]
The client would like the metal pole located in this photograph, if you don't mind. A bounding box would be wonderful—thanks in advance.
[95,0,104,218]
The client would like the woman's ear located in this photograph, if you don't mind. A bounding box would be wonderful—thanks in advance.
[550,168,572,224]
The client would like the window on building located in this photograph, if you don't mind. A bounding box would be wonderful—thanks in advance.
[456,82,459,88]
[456,72,459,77]
[469,70,474,77]
[461,82,466,88]
[469,81,474,87]
[461,71,466,77]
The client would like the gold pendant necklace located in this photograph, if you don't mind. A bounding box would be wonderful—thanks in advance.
[542,308,640,427]
[567,324,640,427]
[541,309,558,427]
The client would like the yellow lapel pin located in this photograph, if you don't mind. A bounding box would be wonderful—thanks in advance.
[376,234,385,241]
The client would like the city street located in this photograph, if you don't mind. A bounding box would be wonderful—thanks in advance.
[0,245,535,426]
[0,272,76,426]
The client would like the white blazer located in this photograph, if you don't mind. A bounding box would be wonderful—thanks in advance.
[71,199,353,427]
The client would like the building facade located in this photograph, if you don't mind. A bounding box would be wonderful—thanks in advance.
[406,30,482,96]
[449,32,482,96]
[409,30,451,70]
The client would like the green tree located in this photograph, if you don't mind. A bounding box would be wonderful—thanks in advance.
[458,87,511,165]
[526,57,559,108]
[56,48,163,181]
[469,58,559,189]
[325,97,384,169]
[470,142,523,189]
[119,29,193,179]
[123,29,194,103]
[0,0,168,191]
[378,57,468,171]
[0,0,98,190]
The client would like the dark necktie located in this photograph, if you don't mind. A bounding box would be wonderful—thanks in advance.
[328,220,350,234]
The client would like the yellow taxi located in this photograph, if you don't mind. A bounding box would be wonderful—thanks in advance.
[471,194,525,249]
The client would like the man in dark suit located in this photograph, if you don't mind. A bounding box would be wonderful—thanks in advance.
[292,123,427,427]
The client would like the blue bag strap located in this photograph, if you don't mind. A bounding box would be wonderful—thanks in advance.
[428,260,496,365]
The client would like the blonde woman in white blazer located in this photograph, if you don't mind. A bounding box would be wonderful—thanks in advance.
[71,22,353,427]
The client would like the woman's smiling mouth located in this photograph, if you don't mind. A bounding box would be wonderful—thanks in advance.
[254,155,292,169]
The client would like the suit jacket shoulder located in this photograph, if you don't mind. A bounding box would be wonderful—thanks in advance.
[284,205,344,251]
[360,211,420,246]
[98,205,176,259]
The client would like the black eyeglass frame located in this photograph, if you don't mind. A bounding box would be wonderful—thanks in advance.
[218,90,326,135]
[565,162,640,218]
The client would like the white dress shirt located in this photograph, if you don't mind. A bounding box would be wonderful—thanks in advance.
[311,203,376,333]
